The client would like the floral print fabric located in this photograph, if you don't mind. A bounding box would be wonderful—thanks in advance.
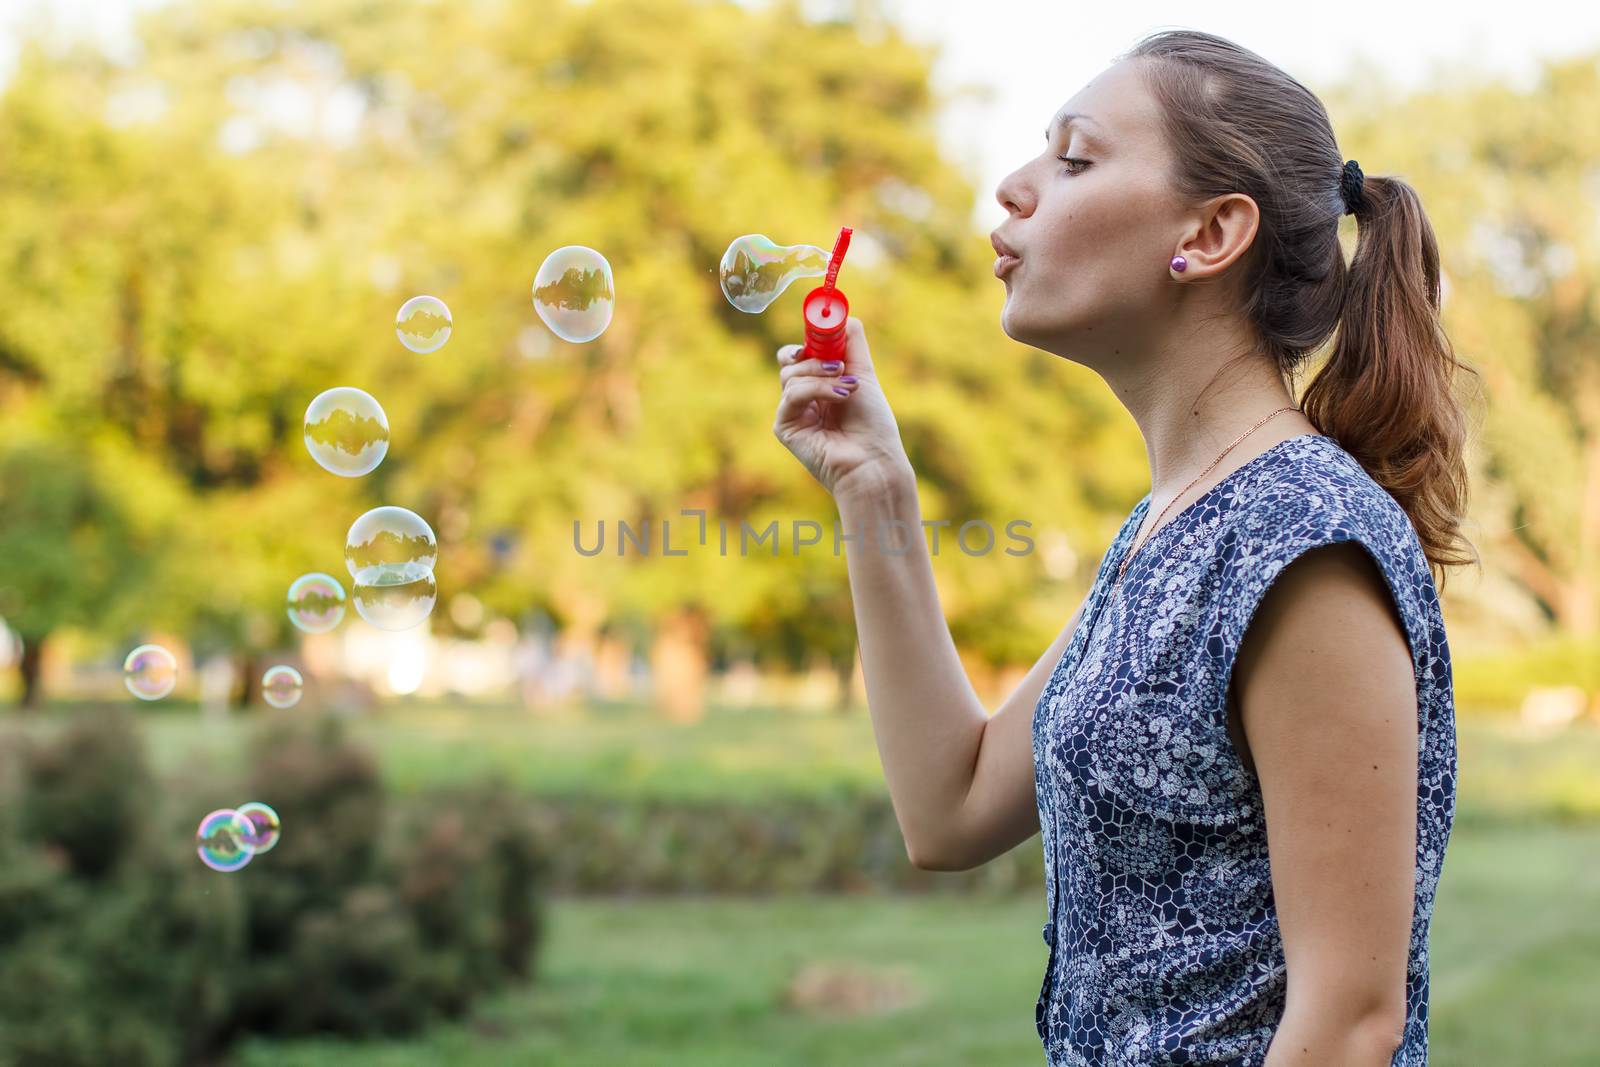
[1031,433,1456,1066]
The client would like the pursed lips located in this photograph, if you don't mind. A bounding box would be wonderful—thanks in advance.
[991,233,1021,278]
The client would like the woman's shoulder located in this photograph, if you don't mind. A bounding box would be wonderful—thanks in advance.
[1232,434,1416,549]
[1221,435,1441,643]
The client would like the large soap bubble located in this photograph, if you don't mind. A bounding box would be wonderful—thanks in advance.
[719,234,828,313]
[262,665,304,709]
[396,295,453,354]
[353,569,438,631]
[287,572,346,633]
[304,387,390,477]
[236,801,281,853]
[195,808,255,873]
[124,644,177,701]
[533,245,615,343]
[345,506,437,586]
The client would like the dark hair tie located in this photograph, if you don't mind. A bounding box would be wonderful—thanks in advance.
[1339,159,1365,216]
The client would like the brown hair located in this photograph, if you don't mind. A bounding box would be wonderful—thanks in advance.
[1119,30,1483,593]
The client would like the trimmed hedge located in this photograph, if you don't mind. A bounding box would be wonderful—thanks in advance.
[516,789,1044,895]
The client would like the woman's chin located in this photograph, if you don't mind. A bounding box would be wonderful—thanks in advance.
[998,302,1036,345]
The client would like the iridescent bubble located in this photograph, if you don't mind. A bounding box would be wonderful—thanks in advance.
[287,572,347,633]
[304,387,390,477]
[533,245,615,343]
[353,570,438,631]
[396,294,453,354]
[236,801,281,853]
[196,808,255,873]
[345,506,437,586]
[262,665,304,709]
[123,644,177,701]
[718,234,829,313]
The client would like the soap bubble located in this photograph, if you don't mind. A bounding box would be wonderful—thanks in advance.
[196,808,255,873]
[123,644,177,701]
[287,572,346,633]
[262,665,304,709]
[304,387,389,477]
[353,570,437,631]
[345,506,437,585]
[396,294,452,354]
[236,801,281,853]
[533,245,615,343]
[719,234,828,313]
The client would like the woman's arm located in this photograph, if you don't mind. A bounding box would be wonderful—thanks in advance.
[835,464,1085,872]
[1237,541,1416,1065]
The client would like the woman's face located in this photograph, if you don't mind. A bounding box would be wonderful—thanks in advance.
[990,59,1187,364]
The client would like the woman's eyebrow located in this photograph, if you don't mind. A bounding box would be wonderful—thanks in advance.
[1044,112,1104,142]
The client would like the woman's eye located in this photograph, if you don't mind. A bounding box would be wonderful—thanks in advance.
[1057,156,1089,175]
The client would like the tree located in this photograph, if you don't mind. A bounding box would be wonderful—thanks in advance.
[2,0,1589,715]
[0,433,163,705]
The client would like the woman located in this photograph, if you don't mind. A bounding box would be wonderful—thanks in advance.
[771,28,1479,1067]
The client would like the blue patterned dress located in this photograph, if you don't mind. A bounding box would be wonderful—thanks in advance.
[1031,432,1457,1066]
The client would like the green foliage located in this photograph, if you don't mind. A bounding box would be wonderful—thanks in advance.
[0,438,166,646]
[0,0,1595,709]
[1452,634,1600,715]
[14,706,153,878]
[0,0,1121,699]
[0,712,245,1067]
[0,712,548,1065]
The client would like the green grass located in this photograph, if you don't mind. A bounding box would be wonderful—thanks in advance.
[136,700,893,801]
[229,823,1600,1066]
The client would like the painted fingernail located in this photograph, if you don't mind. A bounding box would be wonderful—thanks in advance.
[822,361,843,371]
[839,375,857,384]
[832,386,850,396]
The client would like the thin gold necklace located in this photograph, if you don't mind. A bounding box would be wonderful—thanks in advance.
[1112,407,1304,590]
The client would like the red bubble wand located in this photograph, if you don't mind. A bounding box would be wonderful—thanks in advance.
[800,226,853,363]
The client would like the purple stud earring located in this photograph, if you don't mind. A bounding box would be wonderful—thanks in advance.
[1170,255,1187,273]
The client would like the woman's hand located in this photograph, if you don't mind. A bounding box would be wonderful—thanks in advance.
[772,317,912,499]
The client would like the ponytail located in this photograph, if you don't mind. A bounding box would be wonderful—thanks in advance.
[1301,175,1484,593]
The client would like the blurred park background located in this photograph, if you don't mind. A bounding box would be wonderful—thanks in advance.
[0,0,1598,1063]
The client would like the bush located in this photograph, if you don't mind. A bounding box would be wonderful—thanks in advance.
[0,711,548,1066]
[516,789,1044,895]
[0,712,245,1067]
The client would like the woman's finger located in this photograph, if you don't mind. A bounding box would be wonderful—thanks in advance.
[779,355,847,386]
[775,374,859,425]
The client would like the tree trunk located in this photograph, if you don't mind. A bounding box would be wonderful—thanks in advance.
[650,605,709,723]
[232,651,260,708]
[592,634,633,701]
[18,632,45,709]
[834,645,857,713]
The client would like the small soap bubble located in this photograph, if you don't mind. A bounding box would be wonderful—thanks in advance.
[262,665,304,709]
[287,572,346,633]
[533,245,615,343]
[236,801,281,853]
[304,387,390,477]
[345,506,438,586]
[396,294,453,354]
[719,234,829,313]
[196,808,255,873]
[353,570,438,631]
[123,644,177,701]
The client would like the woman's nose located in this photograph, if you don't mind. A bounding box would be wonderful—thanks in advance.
[994,166,1033,217]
